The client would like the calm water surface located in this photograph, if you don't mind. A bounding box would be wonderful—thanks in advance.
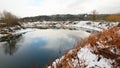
[0,29,89,68]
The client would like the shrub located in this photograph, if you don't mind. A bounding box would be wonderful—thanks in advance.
[0,11,20,27]
[105,14,120,22]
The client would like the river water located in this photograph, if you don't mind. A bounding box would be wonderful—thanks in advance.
[0,29,90,68]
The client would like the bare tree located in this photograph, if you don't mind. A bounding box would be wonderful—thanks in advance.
[0,10,20,26]
[91,10,98,21]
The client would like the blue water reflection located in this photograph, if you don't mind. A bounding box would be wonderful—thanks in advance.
[0,29,89,68]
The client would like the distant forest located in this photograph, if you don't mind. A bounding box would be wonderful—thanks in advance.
[21,14,120,22]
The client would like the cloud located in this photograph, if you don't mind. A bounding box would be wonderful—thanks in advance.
[0,0,120,17]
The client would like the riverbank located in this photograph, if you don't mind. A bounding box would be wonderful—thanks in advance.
[0,21,120,68]
[48,27,120,68]
[0,21,118,36]
[22,21,119,33]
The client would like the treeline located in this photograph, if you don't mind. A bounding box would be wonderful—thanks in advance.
[21,14,120,22]
[0,10,120,27]
[21,14,88,22]
[21,14,102,22]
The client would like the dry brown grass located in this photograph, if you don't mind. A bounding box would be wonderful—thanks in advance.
[48,27,120,68]
[79,27,120,67]
[82,27,120,48]
[105,15,120,22]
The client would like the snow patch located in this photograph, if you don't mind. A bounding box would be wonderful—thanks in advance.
[77,46,111,68]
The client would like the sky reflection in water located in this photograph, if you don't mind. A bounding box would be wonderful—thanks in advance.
[0,29,89,68]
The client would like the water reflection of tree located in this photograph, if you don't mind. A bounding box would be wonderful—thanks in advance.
[0,34,23,55]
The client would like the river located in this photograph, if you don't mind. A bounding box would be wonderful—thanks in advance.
[0,29,90,68]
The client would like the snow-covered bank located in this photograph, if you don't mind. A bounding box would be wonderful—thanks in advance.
[0,28,33,38]
[0,21,119,38]
[48,27,120,68]
[22,21,119,33]
[74,21,119,29]
[66,21,119,33]
[0,25,21,34]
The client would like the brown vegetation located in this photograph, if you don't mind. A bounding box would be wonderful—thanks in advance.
[0,11,20,27]
[48,27,120,68]
[105,14,120,22]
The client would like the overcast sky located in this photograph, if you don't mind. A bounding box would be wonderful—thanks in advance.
[0,0,120,17]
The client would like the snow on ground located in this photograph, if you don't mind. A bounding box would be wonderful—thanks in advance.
[22,21,119,34]
[22,21,64,27]
[74,21,118,28]
[48,46,112,68]
[48,27,120,68]
[0,21,119,37]
[77,46,111,68]
[0,34,7,38]
[71,21,119,31]
[0,28,34,38]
